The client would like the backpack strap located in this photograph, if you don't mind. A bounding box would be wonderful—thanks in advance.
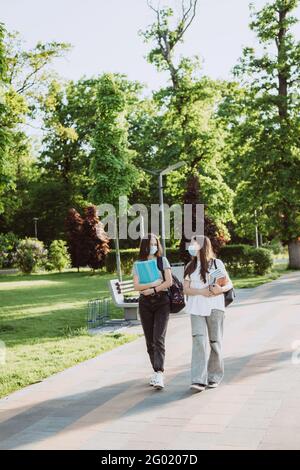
[156,256,165,281]
[213,258,217,269]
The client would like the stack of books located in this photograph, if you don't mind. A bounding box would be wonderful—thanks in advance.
[208,267,227,286]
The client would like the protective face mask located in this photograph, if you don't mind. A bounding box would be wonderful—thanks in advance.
[150,245,158,255]
[188,245,198,257]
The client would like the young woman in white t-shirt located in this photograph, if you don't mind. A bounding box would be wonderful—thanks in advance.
[183,235,233,392]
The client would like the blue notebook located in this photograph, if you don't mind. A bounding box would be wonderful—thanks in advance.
[134,259,161,284]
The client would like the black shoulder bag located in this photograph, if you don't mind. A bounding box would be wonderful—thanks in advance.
[213,259,235,307]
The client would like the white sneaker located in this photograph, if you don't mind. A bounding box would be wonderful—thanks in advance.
[153,371,164,390]
[207,382,219,389]
[190,383,206,392]
[149,372,157,386]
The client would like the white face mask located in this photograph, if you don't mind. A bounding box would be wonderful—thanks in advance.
[188,245,198,257]
[150,245,158,255]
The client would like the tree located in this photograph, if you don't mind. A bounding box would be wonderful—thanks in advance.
[89,74,142,206]
[143,0,199,91]
[0,130,39,235]
[64,208,84,271]
[47,239,71,272]
[0,23,9,214]
[5,30,70,107]
[65,206,110,271]
[179,173,228,264]
[0,28,70,230]
[136,1,234,243]
[0,25,30,216]
[0,23,6,78]
[81,205,110,270]
[38,74,144,243]
[39,79,97,190]
[219,0,300,268]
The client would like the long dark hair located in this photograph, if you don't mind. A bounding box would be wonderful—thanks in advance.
[138,233,163,261]
[184,235,215,283]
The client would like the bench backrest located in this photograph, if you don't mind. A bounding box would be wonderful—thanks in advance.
[109,279,136,305]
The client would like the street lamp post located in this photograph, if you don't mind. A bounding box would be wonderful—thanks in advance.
[33,217,39,239]
[144,162,186,256]
[254,209,263,248]
[114,216,122,282]
[158,172,166,255]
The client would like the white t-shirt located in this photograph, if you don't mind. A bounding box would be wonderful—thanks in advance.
[184,258,233,316]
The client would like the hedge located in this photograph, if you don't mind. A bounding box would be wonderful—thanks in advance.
[105,244,273,277]
[105,248,182,275]
[105,249,139,275]
[219,244,273,276]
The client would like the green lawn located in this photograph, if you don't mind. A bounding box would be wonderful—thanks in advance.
[0,261,291,399]
[231,262,290,288]
[0,269,138,398]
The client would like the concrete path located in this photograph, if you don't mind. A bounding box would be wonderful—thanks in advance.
[1,271,300,450]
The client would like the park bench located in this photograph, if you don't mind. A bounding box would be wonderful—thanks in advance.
[108,263,185,321]
[108,279,140,321]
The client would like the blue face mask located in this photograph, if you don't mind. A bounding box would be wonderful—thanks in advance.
[150,245,158,255]
[188,245,198,257]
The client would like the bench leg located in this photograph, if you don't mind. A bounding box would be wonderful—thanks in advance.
[124,307,139,321]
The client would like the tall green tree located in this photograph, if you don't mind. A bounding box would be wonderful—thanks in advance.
[0,26,31,218]
[5,30,70,111]
[89,74,142,206]
[39,79,95,203]
[0,23,6,77]
[219,0,300,268]
[24,77,105,242]
[0,22,9,213]
[37,74,143,241]
[135,1,234,242]
[0,29,70,236]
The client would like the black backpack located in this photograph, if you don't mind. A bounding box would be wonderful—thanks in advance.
[157,257,186,314]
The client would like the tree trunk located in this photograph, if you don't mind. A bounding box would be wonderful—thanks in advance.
[277,8,288,120]
[288,239,300,269]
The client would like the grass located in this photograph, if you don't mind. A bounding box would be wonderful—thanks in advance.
[0,260,292,399]
[0,269,138,398]
[231,262,291,288]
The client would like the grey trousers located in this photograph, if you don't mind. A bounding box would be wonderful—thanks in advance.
[190,309,225,385]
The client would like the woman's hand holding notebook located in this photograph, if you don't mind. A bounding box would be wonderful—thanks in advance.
[134,259,161,284]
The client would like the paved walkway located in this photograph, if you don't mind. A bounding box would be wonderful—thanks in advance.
[1,271,300,450]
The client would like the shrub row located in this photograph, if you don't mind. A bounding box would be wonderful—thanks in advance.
[0,233,273,277]
[105,247,185,275]
[106,245,273,276]
[219,244,273,276]
[0,235,71,273]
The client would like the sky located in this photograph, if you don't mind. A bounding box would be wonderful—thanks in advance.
[2,0,300,93]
